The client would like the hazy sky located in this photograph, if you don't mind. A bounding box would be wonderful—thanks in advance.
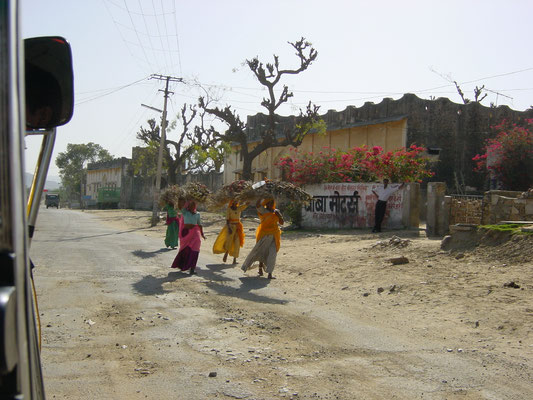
[22,0,533,178]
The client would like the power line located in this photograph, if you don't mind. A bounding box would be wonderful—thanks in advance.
[160,0,173,74]
[105,0,169,17]
[192,66,533,97]
[104,0,146,72]
[461,67,533,85]
[75,76,150,105]
[171,0,183,75]
[138,0,159,69]
[123,0,152,70]
[151,0,170,73]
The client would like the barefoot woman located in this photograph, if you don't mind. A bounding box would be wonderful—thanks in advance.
[213,200,249,264]
[241,198,284,279]
[171,200,206,275]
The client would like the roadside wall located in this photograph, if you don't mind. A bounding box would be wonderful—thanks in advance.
[427,186,533,238]
[301,182,419,229]
[178,171,223,192]
[482,190,533,224]
[121,175,153,210]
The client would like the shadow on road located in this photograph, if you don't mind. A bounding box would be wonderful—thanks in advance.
[132,248,174,259]
[199,265,287,305]
[132,271,189,295]
[38,227,154,242]
[133,263,287,304]
[199,263,237,282]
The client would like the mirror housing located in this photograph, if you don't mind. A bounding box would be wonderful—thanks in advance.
[25,36,74,129]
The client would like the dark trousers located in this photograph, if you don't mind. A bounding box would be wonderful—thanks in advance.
[374,200,387,232]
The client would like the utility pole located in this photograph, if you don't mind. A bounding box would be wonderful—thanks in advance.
[148,74,183,226]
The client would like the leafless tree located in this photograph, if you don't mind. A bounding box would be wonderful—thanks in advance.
[199,37,325,180]
[136,103,222,184]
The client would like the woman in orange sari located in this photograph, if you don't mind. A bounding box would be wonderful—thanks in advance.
[241,198,284,279]
[212,200,248,264]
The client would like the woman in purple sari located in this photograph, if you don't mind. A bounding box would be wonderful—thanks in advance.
[171,200,206,274]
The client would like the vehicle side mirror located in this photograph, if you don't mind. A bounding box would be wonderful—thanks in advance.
[25,36,74,129]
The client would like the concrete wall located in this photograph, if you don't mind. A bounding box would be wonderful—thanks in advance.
[300,182,419,230]
[427,186,533,238]
[482,191,533,224]
[224,118,407,185]
[426,182,448,237]
[179,171,223,192]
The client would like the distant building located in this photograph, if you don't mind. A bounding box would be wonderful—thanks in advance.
[86,157,130,207]
[224,94,532,190]
[224,113,406,184]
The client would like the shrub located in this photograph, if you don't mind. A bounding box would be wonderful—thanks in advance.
[473,119,533,191]
[276,145,433,185]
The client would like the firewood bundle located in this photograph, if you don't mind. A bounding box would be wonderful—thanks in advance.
[208,180,252,211]
[182,182,211,203]
[159,185,185,207]
[235,179,311,204]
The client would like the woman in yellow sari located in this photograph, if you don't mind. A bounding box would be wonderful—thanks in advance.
[241,198,284,279]
[213,200,248,264]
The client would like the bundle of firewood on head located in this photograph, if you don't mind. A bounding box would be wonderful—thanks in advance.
[182,181,211,204]
[159,184,185,207]
[235,179,312,206]
[207,180,253,211]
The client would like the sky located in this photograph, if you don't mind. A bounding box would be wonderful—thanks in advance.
[22,0,533,179]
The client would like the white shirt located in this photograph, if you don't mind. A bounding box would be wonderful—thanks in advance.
[375,184,402,201]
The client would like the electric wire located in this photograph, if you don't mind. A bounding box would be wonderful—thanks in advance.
[75,76,150,105]
[103,0,146,72]
[108,83,162,157]
[172,0,183,75]
[151,0,170,74]
[123,0,153,70]
[159,0,172,74]
[138,0,159,70]
[106,0,167,16]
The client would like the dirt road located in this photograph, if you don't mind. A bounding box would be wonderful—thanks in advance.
[30,208,533,399]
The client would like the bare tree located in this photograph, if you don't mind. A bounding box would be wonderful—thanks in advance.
[199,37,325,180]
[454,81,487,104]
[136,103,223,184]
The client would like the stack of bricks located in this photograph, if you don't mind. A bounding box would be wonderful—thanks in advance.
[450,197,483,225]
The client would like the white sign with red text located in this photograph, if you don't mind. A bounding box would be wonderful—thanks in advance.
[301,183,404,229]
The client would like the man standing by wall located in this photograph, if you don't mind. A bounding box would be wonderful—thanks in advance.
[372,179,404,232]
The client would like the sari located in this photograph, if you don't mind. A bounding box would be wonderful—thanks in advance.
[163,204,179,248]
[212,203,247,258]
[171,211,202,271]
[241,205,281,274]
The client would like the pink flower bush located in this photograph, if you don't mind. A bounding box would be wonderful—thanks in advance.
[473,119,533,190]
[276,145,434,185]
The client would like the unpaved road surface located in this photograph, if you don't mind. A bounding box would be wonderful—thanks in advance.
[31,207,533,399]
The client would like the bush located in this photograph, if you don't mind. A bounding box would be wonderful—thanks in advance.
[276,145,434,185]
[473,119,533,191]
[282,202,303,227]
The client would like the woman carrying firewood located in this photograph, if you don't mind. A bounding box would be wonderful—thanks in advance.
[171,200,206,275]
[162,199,180,249]
[241,198,284,279]
[212,200,249,264]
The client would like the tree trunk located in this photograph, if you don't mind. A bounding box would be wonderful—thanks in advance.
[167,166,177,185]
[241,156,253,181]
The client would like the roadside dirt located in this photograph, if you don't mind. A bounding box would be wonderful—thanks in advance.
[77,209,533,398]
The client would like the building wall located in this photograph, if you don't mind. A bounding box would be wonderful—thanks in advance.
[301,182,419,229]
[482,191,533,224]
[225,94,532,189]
[224,118,407,184]
[86,167,122,198]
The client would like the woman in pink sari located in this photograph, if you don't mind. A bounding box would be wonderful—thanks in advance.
[171,200,206,274]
